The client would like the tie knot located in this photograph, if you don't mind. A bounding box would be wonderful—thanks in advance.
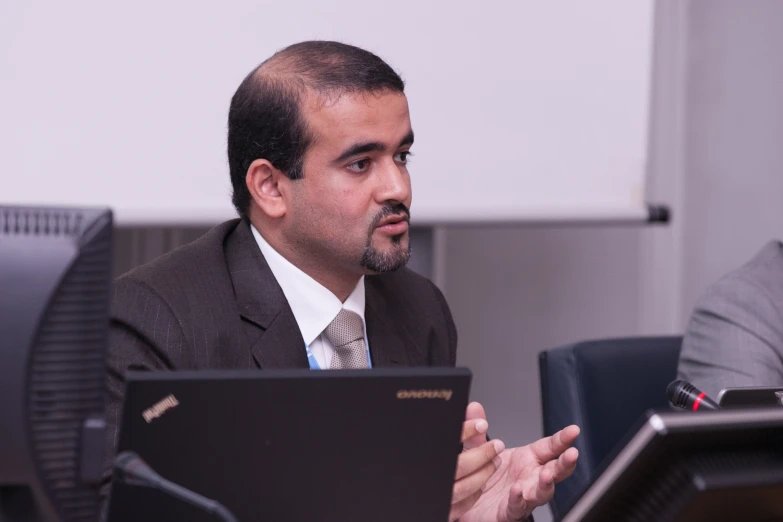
[325,309,364,348]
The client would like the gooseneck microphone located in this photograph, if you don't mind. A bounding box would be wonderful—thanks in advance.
[114,451,240,522]
[667,380,719,411]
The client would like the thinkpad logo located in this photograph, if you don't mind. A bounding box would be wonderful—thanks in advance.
[142,394,180,423]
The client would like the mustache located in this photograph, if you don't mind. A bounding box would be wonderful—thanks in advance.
[370,203,410,229]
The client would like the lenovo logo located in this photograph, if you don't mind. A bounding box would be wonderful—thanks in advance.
[397,389,453,401]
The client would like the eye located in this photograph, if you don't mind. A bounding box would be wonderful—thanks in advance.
[346,158,372,173]
[394,151,413,164]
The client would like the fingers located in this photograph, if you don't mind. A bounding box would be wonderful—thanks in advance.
[505,480,531,521]
[462,402,489,450]
[455,439,505,480]
[545,446,579,484]
[528,424,580,462]
[449,489,481,522]
[534,467,556,503]
[504,448,580,521]
[464,401,487,422]
[505,469,554,521]
[452,458,498,504]
[461,418,489,443]
[451,439,504,515]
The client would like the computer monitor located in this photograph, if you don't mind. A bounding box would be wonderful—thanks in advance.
[0,205,113,522]
[560,408,783,522]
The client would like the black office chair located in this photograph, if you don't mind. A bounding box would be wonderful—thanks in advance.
[538,336,682,519]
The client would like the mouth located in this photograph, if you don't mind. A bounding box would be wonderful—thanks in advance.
[375,214,410,235]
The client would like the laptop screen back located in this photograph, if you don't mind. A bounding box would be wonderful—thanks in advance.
[107,367,471,522]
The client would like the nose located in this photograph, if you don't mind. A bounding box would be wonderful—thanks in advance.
[375,158,411,206]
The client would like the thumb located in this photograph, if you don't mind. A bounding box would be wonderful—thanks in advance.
[463,402,489,450]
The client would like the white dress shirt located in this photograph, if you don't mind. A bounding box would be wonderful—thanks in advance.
[251,224,369,369]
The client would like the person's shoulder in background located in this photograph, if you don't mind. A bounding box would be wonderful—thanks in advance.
[678,240,783,400]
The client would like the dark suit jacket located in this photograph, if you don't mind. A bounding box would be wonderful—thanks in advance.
[105,218,457,482]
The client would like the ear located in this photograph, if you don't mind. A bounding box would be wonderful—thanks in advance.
[246,159,288,219]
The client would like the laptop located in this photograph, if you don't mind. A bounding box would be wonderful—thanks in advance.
[718,386,783,408]
[106,367,471,522]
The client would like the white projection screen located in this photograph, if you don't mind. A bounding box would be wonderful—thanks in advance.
[0,1,656,225]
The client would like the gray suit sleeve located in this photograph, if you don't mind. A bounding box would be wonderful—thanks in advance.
[678,275,783,400]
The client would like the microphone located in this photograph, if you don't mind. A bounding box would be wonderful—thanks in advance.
[114,451,239,522]
[666,380,719,411]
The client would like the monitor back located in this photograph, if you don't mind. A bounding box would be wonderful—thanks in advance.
[561,409,783,522]
[0,205,112,522]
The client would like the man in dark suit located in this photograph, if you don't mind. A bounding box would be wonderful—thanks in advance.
[107,41,579,522]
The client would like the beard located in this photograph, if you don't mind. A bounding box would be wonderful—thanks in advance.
[360,202,411,273]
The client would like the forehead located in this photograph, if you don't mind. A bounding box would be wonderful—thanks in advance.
[302,91,411,146]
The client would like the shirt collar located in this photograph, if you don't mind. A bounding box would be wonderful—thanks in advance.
[250,224,365,346]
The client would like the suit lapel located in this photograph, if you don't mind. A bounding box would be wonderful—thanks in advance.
[224,220,308,369]
[365,277,426,367]
[247,307,309,369]
[224,221,424,370]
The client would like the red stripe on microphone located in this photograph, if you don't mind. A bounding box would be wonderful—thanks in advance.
[692,392,707,411]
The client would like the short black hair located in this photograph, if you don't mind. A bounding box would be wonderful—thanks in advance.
[227,41,406,216]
